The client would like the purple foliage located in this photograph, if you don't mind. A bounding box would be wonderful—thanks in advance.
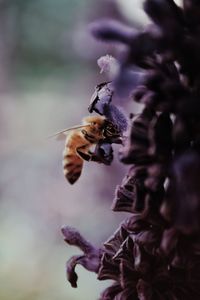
[61,1,200,299]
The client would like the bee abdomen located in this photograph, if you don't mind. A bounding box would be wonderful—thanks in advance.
[63,151,83,184]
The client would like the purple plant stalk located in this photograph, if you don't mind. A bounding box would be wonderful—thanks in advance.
[61,1,200,299]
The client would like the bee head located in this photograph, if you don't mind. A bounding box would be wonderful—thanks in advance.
[82,116,121,140]
[82,116,106,139]
[83,116,105,127]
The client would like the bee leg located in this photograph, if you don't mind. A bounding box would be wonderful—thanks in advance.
[81,130,96,143]
[111,137,123,144]
[90,155,101,163]
[77,150,91,161]
[77,145,91,161]
[88,150,101,163]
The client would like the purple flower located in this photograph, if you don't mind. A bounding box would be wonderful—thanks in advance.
[61,1,200,299]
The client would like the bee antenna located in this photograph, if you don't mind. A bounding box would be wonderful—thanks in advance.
[47,124,90,139]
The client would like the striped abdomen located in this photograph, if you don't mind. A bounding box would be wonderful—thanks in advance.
[62,132,86,184]
[63,149,83,185]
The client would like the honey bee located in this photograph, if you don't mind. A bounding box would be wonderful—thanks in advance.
[50,116,121,184]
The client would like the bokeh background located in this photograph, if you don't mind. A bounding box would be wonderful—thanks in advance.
[0,1,182,300]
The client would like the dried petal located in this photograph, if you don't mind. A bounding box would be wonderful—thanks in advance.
[162,151,200,233]
[119,108,155,164]
[92,141,114,165]
[89,19,137,44]
[97,55,120,79]
[98,252,119,281]
[61,226,101,287]
[137,279,153,300]
[89,82,113,115]
[99,283,122,300]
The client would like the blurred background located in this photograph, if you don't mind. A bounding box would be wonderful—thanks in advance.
[0,1,181,300]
